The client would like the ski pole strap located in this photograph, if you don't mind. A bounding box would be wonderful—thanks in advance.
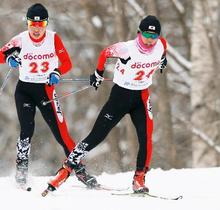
[60,78,112,83]
[42,85,92,106]
[0,68,13,95]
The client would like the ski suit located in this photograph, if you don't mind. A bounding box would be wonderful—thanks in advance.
[68,35,167,171]
[0,30,76,163]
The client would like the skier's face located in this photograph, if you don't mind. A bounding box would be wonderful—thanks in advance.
[141,31,159,47]
[27,20,47,39]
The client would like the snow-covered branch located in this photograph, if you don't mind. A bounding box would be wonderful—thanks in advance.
[171,0,185,15]
[192,127,220,153]
[127,0,145,17]
[167,54,191,87]
[175,116,220,154]
[167,43,191,70]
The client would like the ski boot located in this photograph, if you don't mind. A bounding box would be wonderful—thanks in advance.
[42,161,99,196]
[42,163,72,196]
[132,170,149,193]
[73,162,99,189]
[15,159,28,187]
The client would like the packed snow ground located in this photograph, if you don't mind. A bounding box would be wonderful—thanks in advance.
[1,167,220,210]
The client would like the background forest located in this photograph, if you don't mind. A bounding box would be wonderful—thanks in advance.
[0,0,220,176]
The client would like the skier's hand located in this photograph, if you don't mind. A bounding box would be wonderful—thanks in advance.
[6,54,21,68]
[48,68,61,86]
[159,56,167,73]
[90,70,104,90]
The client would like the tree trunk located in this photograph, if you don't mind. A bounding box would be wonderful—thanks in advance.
[191,0,220,167]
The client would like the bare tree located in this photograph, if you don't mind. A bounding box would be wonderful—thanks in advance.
[191,0,220,167]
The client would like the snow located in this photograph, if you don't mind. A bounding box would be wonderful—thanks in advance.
[1,167,220,210]
[91,16,102,28]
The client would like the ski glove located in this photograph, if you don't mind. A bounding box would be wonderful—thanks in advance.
[159,56,167,73]
[48,69,61,86]
[6,54,21,68]
[90,70,104,90]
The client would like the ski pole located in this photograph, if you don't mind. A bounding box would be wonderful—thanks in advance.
[60,78,112,83]
[0,68,13,95]
[42,85,92,106]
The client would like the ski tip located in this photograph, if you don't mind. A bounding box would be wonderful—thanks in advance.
[175,195,183,200]
[41,184,56,197]
[41,189,49,197]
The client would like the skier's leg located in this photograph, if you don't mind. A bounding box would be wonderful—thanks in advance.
[50,100,127,189]
[37,85,76,156]
[15,84,36,185]
[48,85,129,190]
[130,89,153,193]
[66,86,130,166]
[38,85,98,188]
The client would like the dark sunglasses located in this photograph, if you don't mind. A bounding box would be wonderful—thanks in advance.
[141,31,159,39]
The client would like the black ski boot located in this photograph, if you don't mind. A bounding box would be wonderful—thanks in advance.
[67,161,99,188]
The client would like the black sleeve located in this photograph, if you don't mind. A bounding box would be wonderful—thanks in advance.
[3,47,21,59]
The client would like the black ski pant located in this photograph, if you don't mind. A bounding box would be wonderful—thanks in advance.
[15,80,75,162]
[68,84,153,171]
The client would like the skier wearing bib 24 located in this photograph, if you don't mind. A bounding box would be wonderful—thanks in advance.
[0,3,98,188]
[45,15,167,194]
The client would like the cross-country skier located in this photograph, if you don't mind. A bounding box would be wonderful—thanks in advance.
[45,15,167,194]
[0,3,98,188]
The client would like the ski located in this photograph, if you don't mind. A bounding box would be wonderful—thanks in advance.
[71,184,129,192]
[112,192,183,200]
[41,184,128,197]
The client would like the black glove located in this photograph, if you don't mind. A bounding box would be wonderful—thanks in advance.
[159,56,167,73]
[90,70,104,90]
[119,56,131,64]
[4,47,22,68]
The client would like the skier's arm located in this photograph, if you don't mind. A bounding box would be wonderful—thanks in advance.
[158,37,167,73]
[54,33,72,75]
[90,42,129,90]
[159,36,167,56]
[0,35,21,64]
[0,52,5,63]
[96,42,129,72]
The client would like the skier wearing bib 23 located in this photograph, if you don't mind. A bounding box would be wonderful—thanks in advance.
[46,15,167,193]
[0,3,98,188]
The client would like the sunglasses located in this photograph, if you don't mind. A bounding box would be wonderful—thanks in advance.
[141,31,159,39]
[27,20,48,27]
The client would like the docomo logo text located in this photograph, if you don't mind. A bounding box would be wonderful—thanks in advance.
[131,61,160,69]
[23,53,55,60]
